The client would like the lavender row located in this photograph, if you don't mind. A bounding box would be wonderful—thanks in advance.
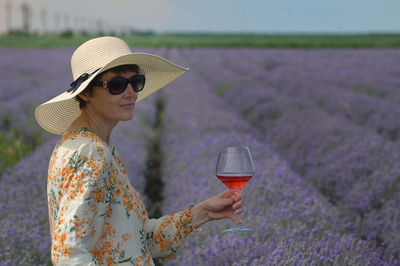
[241,49,400,142]
[180,48,400,256]
[181,48,400,142]
[181,48,400,104]
[157,48,397,265]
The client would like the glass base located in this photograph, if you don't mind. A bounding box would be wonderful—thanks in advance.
[223,226,252,232]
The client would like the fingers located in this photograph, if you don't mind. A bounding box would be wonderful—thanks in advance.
[234,190,242,202]
[220,189,235,198]
[233,198,243,216]
[218,194,235,207]
[231,192,243,224]
[235,208,243,215]
[230,214,243,225]
[233,200,242,210]
[218,191,243,213]
[222,190,242,202]
[221,189,242,200]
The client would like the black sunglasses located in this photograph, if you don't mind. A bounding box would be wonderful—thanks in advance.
[93,74,145,95]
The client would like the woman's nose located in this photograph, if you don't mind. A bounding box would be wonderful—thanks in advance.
[125,83,138,99]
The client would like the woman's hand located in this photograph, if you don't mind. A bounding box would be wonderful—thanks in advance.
[190,190,243,228]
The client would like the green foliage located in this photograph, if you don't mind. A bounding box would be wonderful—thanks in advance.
[0,128,32,173]
[265,110,282,120]
[216,81,233,97]
[354,84,387,98]
[0,112,47,175]
[245,110,258,123]
[1,33,400,47]
[60,30,74,38]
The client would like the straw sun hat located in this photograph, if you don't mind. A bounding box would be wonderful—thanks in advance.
[34,36,188,135]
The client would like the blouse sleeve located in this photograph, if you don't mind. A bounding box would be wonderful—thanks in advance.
[143,205,202,259]
[50,143,111,265]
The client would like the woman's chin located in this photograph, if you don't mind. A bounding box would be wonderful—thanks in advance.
[121,113,134,121]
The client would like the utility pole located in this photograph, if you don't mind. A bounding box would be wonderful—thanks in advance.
[54,13,60,33]
[63,14,70,31]
[5,1,12,33]
[96,19,103,34]
[40,8,47,34]
[21,2,31,33]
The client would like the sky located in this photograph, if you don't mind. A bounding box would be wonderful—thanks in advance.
[1,0,400,34]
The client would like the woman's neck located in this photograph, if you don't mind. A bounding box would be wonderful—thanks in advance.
[68,109,117,146]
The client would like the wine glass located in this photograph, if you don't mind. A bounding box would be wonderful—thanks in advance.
[216,146,255,232]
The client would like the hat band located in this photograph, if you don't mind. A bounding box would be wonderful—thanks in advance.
[67,68,101,94]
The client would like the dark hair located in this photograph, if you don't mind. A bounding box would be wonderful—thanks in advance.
[75,64,140,109]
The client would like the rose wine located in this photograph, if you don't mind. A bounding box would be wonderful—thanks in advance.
[216,173,253,190]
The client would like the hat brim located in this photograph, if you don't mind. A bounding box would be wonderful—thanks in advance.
[35,53,188,135]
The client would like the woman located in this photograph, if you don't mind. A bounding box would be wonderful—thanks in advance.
[35,36,243,265]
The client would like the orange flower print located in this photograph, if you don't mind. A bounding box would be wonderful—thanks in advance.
[92,186,104,203]
[122,232,133,242]
[106,205,113,218]
[60,232,67,245]
[161,215,174,228]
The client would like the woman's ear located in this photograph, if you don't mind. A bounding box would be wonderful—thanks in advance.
[78,91,90,103]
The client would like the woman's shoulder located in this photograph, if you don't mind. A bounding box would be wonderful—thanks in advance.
[53,127,112,160]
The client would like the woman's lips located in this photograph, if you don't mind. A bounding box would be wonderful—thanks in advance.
[120,103,134,108]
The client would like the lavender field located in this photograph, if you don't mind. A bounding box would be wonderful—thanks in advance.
[1,47,400,265]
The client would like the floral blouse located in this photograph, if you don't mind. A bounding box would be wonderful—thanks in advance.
[47,128,199,265]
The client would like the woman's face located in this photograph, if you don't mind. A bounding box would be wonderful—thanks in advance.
[85,70,138,124]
